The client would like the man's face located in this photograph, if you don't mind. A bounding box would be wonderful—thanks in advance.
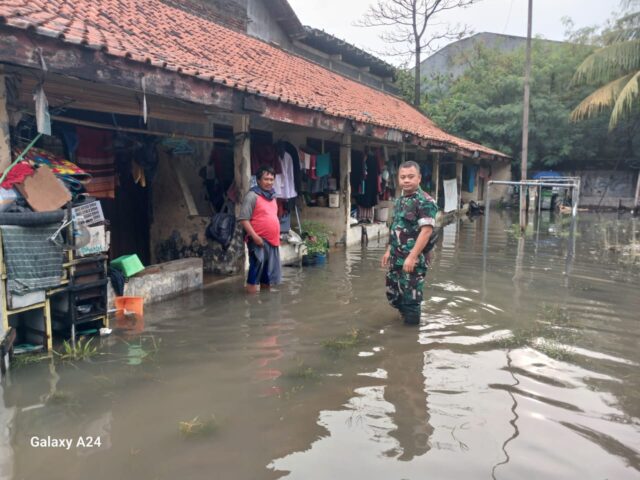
[258,172,275,191]
[398,166,421,194]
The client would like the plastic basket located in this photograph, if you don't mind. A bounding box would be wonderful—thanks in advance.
[72,201,104,226]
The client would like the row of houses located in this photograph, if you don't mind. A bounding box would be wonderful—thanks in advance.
[0,0,510,284]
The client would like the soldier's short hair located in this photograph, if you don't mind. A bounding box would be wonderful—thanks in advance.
[398,160,420,173]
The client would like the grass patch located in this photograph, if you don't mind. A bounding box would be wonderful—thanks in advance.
[11,354,48,368]
[498,303,578,360]
[534,338,574,361]
[322,328,365,352]
[178,415,218,438]
[54,337,98,361]
[507,224,534,238]
[285,362,321,380]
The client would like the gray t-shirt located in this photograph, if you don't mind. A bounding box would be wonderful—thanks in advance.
[237,191,259,221]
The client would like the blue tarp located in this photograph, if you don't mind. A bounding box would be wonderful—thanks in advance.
[532,171,562,179]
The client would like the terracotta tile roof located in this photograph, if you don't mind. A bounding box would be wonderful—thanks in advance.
[0,0,507,158]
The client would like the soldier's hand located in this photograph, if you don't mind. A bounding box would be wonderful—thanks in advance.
[403,255,417,273]
[381,250,390,267]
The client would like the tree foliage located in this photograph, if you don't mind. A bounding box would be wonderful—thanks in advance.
[422,39,639,169]
[570,1,640,130]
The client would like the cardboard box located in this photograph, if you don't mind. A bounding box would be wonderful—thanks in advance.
[15,165,71,212]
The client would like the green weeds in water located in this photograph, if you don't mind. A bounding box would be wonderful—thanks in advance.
[322,328,365,352]
[54,337,98,361]
[498,303,578,361]
[534,338,574,361]
[11,354,48,368]
[178,415,218,438]
[286,362,321,380]
[507,224,534,238]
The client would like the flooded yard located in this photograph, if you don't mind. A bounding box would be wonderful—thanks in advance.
[1,211,639,479]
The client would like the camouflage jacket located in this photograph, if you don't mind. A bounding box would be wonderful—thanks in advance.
[388,189,438,271]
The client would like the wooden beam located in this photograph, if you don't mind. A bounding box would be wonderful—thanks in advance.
[432,153,440,203]
[47,114,228,143]
[340,133,351,243]
[233,114,251,211]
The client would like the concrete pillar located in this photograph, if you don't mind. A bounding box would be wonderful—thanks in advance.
[456,159,463,211]
[528,186,538,212]
[233,114,251,276]
[233,114,251,215]
[339,134,351,244]
[0,75,11,173]
[432,153,440,203]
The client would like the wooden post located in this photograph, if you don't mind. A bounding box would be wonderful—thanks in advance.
[233,114,251,216]
[456,159,463,212]
[0,75,11,173]
[432,153,440,203]
[340,134,351,243]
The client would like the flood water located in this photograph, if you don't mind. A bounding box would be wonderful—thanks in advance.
[1,211,639,480]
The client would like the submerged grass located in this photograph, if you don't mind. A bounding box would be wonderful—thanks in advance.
[54,337,98,361]
[322,328,365,352]
[11,354,48,368]
[178,415,218,439]
[498,303,578,361]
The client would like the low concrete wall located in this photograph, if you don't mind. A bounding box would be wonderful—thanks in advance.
[108,257,203,308]
[346,222,389,246]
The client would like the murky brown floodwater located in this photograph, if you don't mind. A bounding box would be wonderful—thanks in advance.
[1,211,639,480]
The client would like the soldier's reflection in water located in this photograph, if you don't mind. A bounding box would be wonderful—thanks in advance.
[381,326,433,461]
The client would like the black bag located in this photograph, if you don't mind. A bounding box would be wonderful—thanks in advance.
[206,204,235,249]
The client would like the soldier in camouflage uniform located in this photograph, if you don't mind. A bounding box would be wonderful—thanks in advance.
[381,161,438,325]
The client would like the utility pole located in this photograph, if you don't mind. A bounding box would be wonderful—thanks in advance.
[520,0,533,232]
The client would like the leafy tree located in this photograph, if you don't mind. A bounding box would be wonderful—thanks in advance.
[570,0,640,131]
[422,39,638,170]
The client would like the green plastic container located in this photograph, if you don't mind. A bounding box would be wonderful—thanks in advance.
[110,254,145,278]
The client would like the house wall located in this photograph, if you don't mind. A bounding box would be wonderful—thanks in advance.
[487,160,511,205]
[148,118,245,275]
[246,0,293,48]
[163,0,248,32]
[571,170,637,208]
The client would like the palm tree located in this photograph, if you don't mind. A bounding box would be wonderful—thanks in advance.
[570,2,640,131]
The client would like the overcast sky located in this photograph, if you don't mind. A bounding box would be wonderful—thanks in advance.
[288,0,621,66]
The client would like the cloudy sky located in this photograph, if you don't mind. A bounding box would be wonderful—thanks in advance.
[288,0,621,65]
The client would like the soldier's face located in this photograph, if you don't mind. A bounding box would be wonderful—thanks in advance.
[398,166,421,194]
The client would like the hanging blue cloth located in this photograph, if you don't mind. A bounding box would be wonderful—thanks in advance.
[468,166,477,193]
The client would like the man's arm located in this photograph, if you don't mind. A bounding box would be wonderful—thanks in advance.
[402,225,433,273]
[240,220,264,247]
[238,192,263,247]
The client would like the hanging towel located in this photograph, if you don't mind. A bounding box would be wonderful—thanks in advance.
[0,224,63,294]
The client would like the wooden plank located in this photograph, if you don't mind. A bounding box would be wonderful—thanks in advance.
[47,114,228,143]
[171,160,200,217]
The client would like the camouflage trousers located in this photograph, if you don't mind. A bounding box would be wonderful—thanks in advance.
[385,268,426,324]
